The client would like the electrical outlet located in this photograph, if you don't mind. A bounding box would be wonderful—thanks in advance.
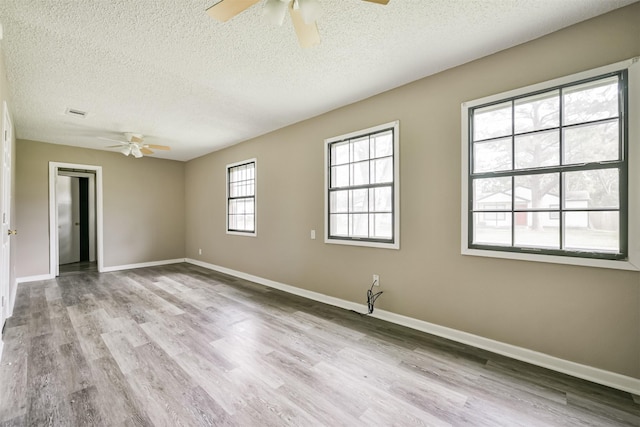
[310,230,316,240]
[198,248,202,255]
[373,274,380,286]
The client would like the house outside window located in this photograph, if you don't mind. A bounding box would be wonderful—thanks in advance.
[226,159,256,236]
[324,121,400,249]
[461,59,640,270]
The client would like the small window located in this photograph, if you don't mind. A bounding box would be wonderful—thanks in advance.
[226,159,256,236]
[462,58,640,270]
[325,121,400,249]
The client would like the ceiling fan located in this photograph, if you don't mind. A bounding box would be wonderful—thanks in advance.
[100,133,171,158]
[206,0,390,48]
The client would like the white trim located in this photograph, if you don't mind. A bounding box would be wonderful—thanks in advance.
[461,58,640,271]
[324,120,400,250]
[0,340,3,364]
[100,258,185,273]
[185,258,640,395]
[16,273,55,284]
[48,162,104,276]
[225,158,257,237]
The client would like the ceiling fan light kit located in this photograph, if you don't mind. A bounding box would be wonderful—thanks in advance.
[100,133,171,159]
[207,0,388,48]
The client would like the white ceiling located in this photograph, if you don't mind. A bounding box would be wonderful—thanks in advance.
[0,0,636,161]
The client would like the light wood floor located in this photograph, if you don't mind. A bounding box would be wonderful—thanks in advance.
[0,263,638,426]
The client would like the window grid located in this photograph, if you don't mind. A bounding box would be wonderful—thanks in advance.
[328,128,395,244]
[468,71,627,259]
[227,161,256,234]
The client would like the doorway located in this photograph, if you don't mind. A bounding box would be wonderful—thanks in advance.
[56,171,96,274]
[49,162,104,277]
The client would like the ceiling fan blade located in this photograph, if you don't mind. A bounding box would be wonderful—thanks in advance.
[106,145,125,148]
[145,144,171,151]
[206,0,261,22]
[129,135,144,143]
[289,3,320,48]
[140,147,154,155]
[362,0,390,4]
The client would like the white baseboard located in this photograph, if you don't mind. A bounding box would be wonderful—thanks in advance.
[16,273,55,284]
[185,258,640,396]
[100,258,186,273]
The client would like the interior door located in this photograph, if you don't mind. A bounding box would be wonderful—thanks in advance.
[57,175,81,265]
[1,103,12,327]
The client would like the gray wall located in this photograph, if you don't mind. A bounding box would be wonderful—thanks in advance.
[15,139,185,276]
[184,4,640,379]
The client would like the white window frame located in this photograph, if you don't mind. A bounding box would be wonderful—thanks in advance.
[324,120,400,250]
[461,58,640,271]
[226,158,257,237]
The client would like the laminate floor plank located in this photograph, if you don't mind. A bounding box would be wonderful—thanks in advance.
[0,263,637,426]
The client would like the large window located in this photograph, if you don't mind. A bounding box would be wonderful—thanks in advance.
[462,59,640,269]
[325,121,400,249]
[226,159,256,236]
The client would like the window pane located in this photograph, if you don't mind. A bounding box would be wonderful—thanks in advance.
[370,187,392,212]
[373,131,393,158]
[245,200,254,214]
[473,101,512,141]
[331,142,349,165]
[564,169,619,209]
[330,190,348,213]
[350,189,368,213]
[514,173,559,210]
[331,165,349,187]
[514,130,559,169]
[350,214,368,237]
[372,157,393,184]
[473,213,511,246]
[563,77,619,125]
[370,213,392,239]
[564,211,619,252]
[473,137,512,173]
[236,215,245,231]
[228,215,236,230]
[236,200,245,214]
[351,162,370,186]
[563,121,619,165]
[473,177,512,211]
[514,90,559,133]
[330,214,348,236]
[352,136,370,162]
[514,222,559,249]
[244,215,255,231]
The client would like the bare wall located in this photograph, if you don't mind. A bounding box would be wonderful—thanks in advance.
[16,139,185,276]
[185,4,640,379]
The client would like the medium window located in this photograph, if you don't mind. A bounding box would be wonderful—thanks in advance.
[227,159,256,236]
[466,71,628,261]
[325,121,400,249]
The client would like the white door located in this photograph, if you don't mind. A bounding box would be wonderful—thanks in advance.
[57,175,81,265]
[1,102,13,327]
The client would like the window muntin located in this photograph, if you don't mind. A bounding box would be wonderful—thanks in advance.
[227,160,256,235]
[325,121,399,249]
[468,72,627,259]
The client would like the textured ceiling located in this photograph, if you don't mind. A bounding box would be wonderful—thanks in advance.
[0,0,637,161]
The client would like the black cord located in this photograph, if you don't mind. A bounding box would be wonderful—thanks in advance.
[349,280,383,317]
[367,279,383,314]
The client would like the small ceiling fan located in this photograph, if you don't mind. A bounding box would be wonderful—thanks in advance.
[100,133,171,158]
[206,0,390,48]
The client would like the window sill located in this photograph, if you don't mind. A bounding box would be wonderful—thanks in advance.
[325,237,399,250]
[227,231,257,237]
[461,247,639,271]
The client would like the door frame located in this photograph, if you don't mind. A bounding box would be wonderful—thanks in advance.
[48,162,104,276]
